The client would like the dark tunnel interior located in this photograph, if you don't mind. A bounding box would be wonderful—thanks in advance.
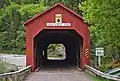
[34,29,83,70]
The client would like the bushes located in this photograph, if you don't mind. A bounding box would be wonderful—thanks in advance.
[110,60,120,68]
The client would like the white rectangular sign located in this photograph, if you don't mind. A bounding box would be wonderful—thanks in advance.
[96,48,104,56]
[46,23,71,26]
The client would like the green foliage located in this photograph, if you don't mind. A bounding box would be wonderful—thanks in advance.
[79,0,120,69]
[110,60,120,68]
[94,76,113,81]
[19,3,46,20]
[87,71,114,81]
[47,44,65,59]
[0,1,46,54]
[43,0,83,14]
[0,3,22,53]
[2,0,41,6]
[0,62,9,74]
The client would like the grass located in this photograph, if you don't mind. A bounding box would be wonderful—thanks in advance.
[0,62,9,74]
[86,71,114,81]
[92,76,114,81]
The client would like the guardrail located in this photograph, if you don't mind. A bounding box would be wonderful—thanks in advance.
[0,65,31,81]
[106,67,120,76]
[85,65,120,81]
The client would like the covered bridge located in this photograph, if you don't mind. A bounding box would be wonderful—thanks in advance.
[24,3,90,71]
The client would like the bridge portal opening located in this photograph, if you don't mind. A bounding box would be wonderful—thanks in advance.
[34,29,83,70]
[47,44,66,60]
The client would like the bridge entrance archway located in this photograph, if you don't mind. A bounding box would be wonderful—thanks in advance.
[24,3,90,71]
[34,29,82,69]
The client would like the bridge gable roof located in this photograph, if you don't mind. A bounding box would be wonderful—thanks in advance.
[24,3,86,25]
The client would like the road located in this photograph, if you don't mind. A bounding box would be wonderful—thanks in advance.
[0,54,26,66]
[25,64,93,81]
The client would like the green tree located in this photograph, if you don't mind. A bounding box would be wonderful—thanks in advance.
[0,0,46,54]
[79,0,120,69]
[43,0,83,14]
[2,0,41,6]
[0,3,21,52]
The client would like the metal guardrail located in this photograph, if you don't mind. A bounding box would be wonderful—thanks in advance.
[106,68,120,76]
[115,73,120,76]
[85,65,120,81]
[0,65,31,81]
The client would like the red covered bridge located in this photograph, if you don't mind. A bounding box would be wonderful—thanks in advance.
[24,3,90,72]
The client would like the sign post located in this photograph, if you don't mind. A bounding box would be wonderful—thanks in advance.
[98,56,101,67]
[96,48,104,67]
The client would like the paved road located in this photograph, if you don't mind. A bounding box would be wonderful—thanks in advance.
[0,54,26,66]
[25,65,93,81]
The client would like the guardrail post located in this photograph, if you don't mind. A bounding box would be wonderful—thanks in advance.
[14,75,18,81]
[5,78,7,81]
[17,75,19,81]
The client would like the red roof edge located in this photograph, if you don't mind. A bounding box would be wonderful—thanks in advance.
[24,3,85,26]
